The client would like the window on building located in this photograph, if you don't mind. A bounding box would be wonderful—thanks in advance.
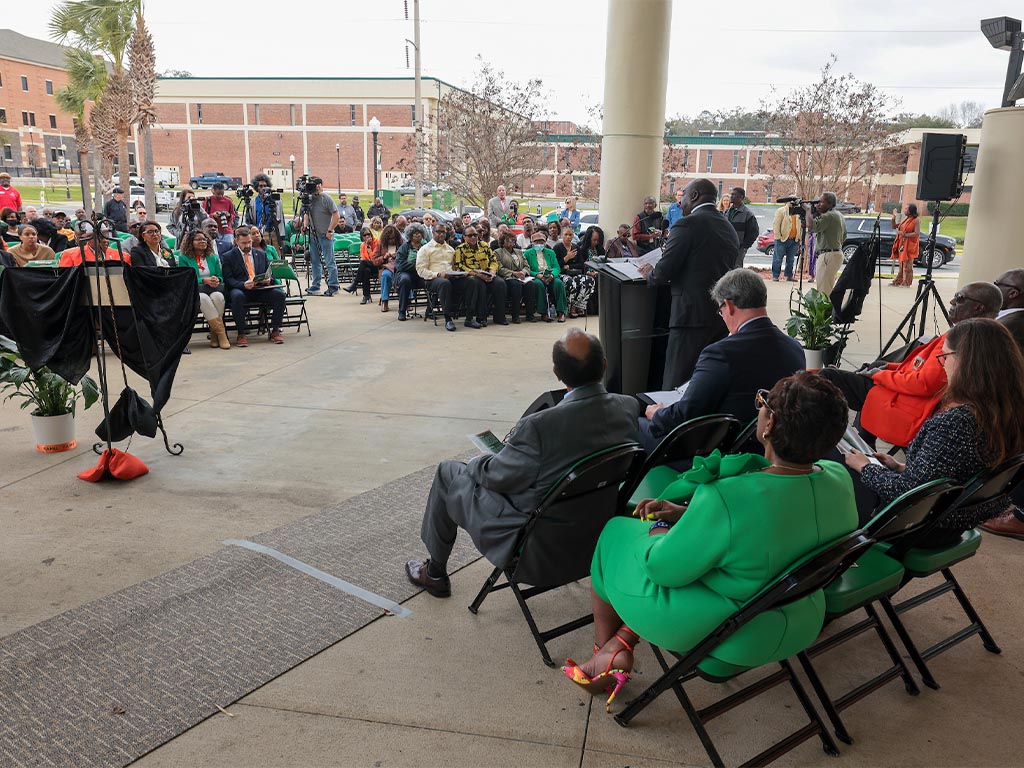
[732,150,739,173]
[128,152,136,168]
[705,150,713,173]
[46,80,53,95]
[289,104,297,126]
[253,104,260,125]
[0,108,6,124]
[49,114,57,129]
[756,150,763,173]
[0,74,3,87]
[2,145,11,161]
[50,147,59,163]
[717,179,723,196]
[350,104,357,126]
[22,111,29,125]
[21,76,28,91]
[782,152,789,174]
[543,146,550,165]
[411,105,416,127]
[588,149,594,170]
[682,148,689,170]
[196,104,204,124]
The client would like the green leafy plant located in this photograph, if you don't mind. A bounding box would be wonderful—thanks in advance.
[786,288,842,350]
[0,335,99,417]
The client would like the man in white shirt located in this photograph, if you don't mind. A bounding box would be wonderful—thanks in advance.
[416,223,459,331]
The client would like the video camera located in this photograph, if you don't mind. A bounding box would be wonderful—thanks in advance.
[776,196,819,217]
[183,198,202,215]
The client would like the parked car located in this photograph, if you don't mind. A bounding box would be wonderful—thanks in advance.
[394,207,455,223]
[447,205,484,221]
[189,172,242,190]
[396,182,439,195]
[755,217,955,270]
[834,201,861,214]
[111,173,141,187]
[578,212,600,230]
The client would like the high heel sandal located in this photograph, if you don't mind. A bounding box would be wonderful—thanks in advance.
[562,632,635,712]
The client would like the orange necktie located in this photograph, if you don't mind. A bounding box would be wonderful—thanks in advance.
[244,251,255,279]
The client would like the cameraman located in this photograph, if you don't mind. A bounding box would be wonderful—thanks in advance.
[804,191,846,297]
[302,177,341,296]
[202,182,238,249]
[247,173,285,249]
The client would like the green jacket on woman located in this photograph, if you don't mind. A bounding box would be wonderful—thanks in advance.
[176,251,224,285]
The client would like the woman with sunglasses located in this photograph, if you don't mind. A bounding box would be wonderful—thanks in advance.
[563,372,856,709]
[176,229,230,350]
[845,318,1024,542]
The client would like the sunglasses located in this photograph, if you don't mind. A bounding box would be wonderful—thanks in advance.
[466,233,478,238]
[951,292,983,306]
[754,388,772,412]
[994,281,1020,292]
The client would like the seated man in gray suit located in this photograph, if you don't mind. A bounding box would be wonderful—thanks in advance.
[638,269,805,453]
[406,329,641,597]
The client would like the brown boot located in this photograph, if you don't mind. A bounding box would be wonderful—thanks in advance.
[209,317,231,350]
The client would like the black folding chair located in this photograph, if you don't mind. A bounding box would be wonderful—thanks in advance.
[624,414,741,512]
[796,479,962,744]
[467,443,646,667]
[724,417,759,455]
[614,531,874,768]
[879,454,1024,689]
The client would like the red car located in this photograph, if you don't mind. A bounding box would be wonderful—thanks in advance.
[756,230,775,255]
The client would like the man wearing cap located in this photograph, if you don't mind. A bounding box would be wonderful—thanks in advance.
[103,187,129,233]
[0,173,22,211]
[202,182,239,249]
[351,196,365,228]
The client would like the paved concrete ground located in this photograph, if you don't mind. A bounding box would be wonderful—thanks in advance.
[5,273,1018,767]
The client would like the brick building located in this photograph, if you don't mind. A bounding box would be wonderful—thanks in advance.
[152,76,457,192]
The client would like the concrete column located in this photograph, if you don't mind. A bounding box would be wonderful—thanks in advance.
[598,0,673,232]
[960,106,1024,287]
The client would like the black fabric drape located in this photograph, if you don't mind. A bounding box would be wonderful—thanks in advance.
[0,266,93,383]
[831,240,878,324]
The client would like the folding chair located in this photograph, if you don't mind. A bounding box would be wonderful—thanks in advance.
[796,479,962,744]
[624,414,741,512]
[614,531,874,768]
[724,417,758,455]
[879,454,1024,689]
[468,443,646,667]
[270,260,312,336]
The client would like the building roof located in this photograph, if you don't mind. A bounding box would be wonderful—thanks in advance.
[0,29,68,69]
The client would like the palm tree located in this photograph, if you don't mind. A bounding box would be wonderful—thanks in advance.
[128,11,157,216]
[50,0,141,189]
[55,47,106,213]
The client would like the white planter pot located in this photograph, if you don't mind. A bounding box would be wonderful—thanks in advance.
[31,413,77,453]
[803,348,824,372]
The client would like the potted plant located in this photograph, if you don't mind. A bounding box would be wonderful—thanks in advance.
[785,288,843,371]
[0,335,99,452]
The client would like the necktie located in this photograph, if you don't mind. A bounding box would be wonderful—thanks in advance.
[244,251,255,279]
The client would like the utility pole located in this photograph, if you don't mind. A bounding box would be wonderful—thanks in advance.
[408,0,424,209]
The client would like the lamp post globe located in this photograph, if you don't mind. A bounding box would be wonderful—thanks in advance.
[335,143,341,195]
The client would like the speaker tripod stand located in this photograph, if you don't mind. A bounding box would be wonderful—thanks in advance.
[880,201,951,356]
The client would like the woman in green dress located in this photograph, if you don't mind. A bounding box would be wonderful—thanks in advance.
[564,372,857,708]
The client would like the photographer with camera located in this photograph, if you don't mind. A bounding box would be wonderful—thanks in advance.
[202,182,239,250]
[170,190,200,237]
[242,173,286,249]
[805,191,846,297]
[300,176,341,296]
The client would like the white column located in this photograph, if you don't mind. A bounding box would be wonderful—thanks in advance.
[960,106,1024,287]
[598,0,673,231]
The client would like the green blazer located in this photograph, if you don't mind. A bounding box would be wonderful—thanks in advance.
[176,251,224,285]
[523,246,561,278]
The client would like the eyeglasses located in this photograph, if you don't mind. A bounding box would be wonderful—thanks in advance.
[951,292,984,306]
[994,281,1020,292]
[466,233,478,238]
[717,300,727,317]
[936,351,956,367]
[754,388,772,412]
[192,235,208,241]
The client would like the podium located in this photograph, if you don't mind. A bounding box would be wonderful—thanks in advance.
[589,261,670,395]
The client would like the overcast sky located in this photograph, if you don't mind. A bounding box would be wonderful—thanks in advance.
[18,0,1018,127]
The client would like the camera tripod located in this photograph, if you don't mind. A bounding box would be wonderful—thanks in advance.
[880,202,951,356]
[295,193,330,291]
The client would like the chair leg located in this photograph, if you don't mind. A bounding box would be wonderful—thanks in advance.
[796,652,853,745]
[783,659,841,758]
[865,602,920,696]
[879,596,940,690]
[467,566,503,615]
[943,568,1001,654]
[508,577,555,667]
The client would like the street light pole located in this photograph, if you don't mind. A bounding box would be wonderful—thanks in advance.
[289,153,296,190]
[369,116,381,201]
[336,143,341,195]
[59,144,71,199]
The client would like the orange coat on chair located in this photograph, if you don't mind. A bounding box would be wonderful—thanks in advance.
[861,335,947,447]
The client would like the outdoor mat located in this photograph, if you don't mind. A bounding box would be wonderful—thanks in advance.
[0,462,481,767]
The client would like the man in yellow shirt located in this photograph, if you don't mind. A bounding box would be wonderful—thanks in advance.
[771,202,802,282]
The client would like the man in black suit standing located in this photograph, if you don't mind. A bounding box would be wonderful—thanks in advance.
[220,226,286,347]
[639,178,739,388]
[638,269,805,452]
[994,269,1024,354]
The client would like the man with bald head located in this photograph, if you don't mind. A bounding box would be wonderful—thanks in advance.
[406,328,641,597]
[639,178,739,388]
[994,268,1024,354]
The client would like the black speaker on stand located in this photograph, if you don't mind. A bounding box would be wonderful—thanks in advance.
[881,133,966,355]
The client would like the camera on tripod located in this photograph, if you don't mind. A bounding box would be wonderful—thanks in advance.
[236,184,256,200]
[777,196,819,217]
[295,174,319,203]
[183,198,202,215]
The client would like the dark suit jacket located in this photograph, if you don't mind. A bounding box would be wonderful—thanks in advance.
[648,316,805,440]
[444,383,640,567]
[129,243,167,267]
[999,311,1024,356]
[220,246,270,292]
[649,205,738,328]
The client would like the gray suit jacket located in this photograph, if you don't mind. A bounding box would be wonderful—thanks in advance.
[444,383,640,567]
[487,196,510,227]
